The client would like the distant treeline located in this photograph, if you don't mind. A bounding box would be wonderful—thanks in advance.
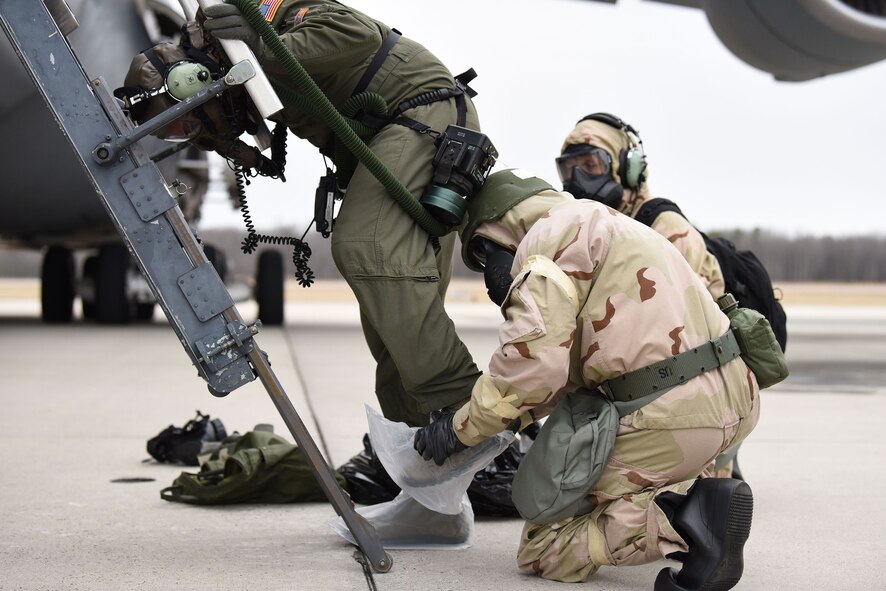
[709,229,886,282]
[2,228,885,282]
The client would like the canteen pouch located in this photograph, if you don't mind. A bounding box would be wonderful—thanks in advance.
[721,297,789,389]
[512,389,618,524]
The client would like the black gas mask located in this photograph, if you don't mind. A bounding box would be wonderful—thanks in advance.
[556,145,624,209]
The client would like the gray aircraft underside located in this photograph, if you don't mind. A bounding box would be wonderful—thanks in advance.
[595,0,886,81]
[0,0,208,249]
[0,1,275,326]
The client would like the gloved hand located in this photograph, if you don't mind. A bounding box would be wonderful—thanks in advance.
[483,239,515,306]
[202,3,264,60]
[413,410,467,466]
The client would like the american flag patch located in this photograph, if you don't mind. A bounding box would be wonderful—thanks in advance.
[259,0,284,22]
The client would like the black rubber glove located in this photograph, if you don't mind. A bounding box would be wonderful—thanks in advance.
[202,4,264,60]
[482,239,515,306]
[413,410,467,466]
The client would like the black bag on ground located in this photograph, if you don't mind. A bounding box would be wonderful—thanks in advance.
[635,198,788,351]
[146,410,227,466]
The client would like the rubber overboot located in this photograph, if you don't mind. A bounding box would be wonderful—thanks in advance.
[336,434,401,505]
[655,478,753,591]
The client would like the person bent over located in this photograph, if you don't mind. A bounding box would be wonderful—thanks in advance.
[414,169,765,589]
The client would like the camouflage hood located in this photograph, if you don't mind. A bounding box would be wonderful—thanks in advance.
[561,118,652,216]
[473,188,574,256]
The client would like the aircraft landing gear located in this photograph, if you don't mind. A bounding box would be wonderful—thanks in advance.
[203,244,228,283]
[96,243,132,324]
[255,249,284,326]
[80,255,98,320]
[41,246,75,323]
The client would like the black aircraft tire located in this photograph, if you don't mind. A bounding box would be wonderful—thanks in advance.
[81,255,98,320]
[41,246,75,323]
[256,250,284,326]
[135,302,156,322]
[204,244,228,283]
[96,244,132,324]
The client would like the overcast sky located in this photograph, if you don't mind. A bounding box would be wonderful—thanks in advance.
[199,0,886,237]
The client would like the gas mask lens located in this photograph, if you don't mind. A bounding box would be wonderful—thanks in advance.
[556,146,612,184]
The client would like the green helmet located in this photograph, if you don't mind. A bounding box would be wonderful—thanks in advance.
[459,169,554,272]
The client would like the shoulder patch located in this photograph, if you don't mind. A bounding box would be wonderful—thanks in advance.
[293,7,309,25]
[259,0,285,22]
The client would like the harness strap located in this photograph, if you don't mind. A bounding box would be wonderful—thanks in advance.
[183,45,224,77]
[601,329,741,415]
[452,68,477,124]
[357,69,478,132]
[352,28,402,96]
[454,68,478,98]
[142,48,169,77]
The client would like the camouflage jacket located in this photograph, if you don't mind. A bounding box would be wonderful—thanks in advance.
[249,0,457,151]
[453,191,757,446]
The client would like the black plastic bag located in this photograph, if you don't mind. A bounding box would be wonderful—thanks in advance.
[336,433,401,505]
[467,443,523,517]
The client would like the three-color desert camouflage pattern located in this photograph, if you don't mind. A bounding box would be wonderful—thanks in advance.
[562,119,725,300]
[563,118,734,479]
[453,181,759,581]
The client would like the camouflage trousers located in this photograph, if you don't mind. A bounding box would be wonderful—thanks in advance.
[516,395,760,582]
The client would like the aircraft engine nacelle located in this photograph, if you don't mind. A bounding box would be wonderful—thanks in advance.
[702,0,886,81]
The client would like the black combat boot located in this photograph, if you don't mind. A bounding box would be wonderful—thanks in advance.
[654,478,754,591]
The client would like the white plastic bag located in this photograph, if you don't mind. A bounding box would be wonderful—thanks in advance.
[329,492,473,550]
[365,406,515,515]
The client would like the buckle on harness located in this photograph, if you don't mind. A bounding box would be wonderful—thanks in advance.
[454,68,478,98]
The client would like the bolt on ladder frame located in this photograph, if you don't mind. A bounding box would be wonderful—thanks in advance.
[0,1,391,573]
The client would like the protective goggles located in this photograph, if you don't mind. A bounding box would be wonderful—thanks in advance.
[555,145,612,184]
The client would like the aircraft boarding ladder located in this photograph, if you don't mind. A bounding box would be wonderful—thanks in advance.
[0,1,391,574]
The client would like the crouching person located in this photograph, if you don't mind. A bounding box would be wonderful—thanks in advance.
[413,169,777,589]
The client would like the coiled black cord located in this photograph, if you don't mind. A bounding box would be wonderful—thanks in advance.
[229,122,315,287]
[235,168,315,288]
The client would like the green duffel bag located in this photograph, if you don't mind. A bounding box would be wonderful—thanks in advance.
[161,430,346,505]
[511,389,619,525]
[718,293,790,389]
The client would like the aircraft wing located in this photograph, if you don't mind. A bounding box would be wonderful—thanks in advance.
[580,0,886,81]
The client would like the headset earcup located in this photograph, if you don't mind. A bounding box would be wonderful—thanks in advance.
[621,147,646,188]
[618,148,630,187]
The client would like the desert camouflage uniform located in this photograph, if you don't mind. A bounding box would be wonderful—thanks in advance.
[563,119,736,478]
[452,189,760,582]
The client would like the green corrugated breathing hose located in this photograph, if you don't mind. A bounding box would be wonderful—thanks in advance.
[226,0,450,237]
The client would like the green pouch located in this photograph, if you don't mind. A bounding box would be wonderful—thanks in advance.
[511,390,619,524]
[724,303,790,389]
[161,430,345,505]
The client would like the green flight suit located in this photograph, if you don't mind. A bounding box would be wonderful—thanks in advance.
[255,0,481,425]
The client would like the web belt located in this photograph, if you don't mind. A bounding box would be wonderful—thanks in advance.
[600,329,741,412]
